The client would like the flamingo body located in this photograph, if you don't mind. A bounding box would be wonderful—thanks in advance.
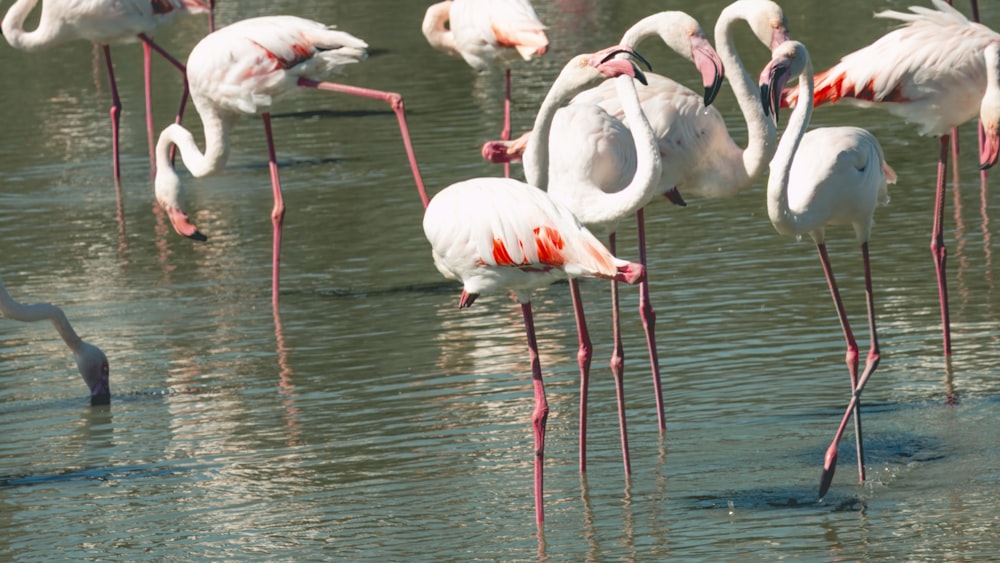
[1,0,208,50]
[424,178,642,304]
[423,0,548,70]
[185,16,368,117]
[775,127,892,243]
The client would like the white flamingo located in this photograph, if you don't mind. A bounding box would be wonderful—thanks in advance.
[422,46,649,527]
[762,40,895,497]
[1,0,213,181]
[0,278,110,405]
[153,15,427,309]
[782,0,1000,356]
[422,0,548,176]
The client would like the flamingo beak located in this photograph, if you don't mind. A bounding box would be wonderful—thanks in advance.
[595,45,651,85]
[165,205,208,241]
[760,57,792,125]
[691,36,725,106]
[90,378,111,406]
[979,123,999,170]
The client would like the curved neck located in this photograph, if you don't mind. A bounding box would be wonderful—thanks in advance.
[156,106,233,179]
[576,75,662,227]
[0,279,83,354]
[714,8,778,182]
[1,0,68,50]
[767,60,814,234]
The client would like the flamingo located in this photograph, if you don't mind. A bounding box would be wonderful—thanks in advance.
[482,2,789,471]
[153,15,427,309]
[0,278,110,406]
[422,0,548,177]
[762,40,895,497]
[1,0,214,181]
[782,0,1000,356]
[422,46,648,527]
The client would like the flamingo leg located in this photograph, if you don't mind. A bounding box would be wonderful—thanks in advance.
[815,242,865,484]
[137,33,190,166]
[262,113,285,309]
[520,301,549,528]
[503,68,512,179]
[102,45,122,182]
[568,279,593,474]
[144,41,156,171]
[636,209,666,432]
[932,135,953,355]
[296,78,428,208]
[819,242,880,498]
[207,0,216,33]
[608,233,632,476]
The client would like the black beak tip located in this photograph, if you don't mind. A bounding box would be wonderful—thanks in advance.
[90,392,111,406]
[818,467,836,500]
[187,230,208,242]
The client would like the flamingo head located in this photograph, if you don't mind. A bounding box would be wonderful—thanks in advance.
[759,40,806,125]
[74,341,110,406]
[154,163,207,242]
[588,45,651,85]
[979,44,1000,170]
[733,0,791,51]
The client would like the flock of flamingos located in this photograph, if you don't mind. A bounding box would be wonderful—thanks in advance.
[1,0,996,526]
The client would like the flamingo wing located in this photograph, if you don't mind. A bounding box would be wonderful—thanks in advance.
[423,178,624,298]
[784,0,999,135]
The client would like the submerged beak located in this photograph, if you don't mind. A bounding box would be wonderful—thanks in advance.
[90,380,111,406]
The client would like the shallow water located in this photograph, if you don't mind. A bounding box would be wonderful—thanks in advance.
[1,0,999,560]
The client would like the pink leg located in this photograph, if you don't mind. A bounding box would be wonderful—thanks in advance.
[207,0,216,32]
[636,209,666,431]
[520,302,549,528]
[503,68,512,179]
[608,233,632,476]
[819,242,881,498]
[932,135,953,355]
[296,78,428,208]
[137,34,190,165]
[568,279,593,473]
[816,243,865,483]
[102,45,122,182]
[144,41,156,171]
[262,113,285,309]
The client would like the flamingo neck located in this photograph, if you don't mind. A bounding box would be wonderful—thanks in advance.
[525,64,608,189]
[0,279,84,355]
[767,58,814,236]
[715,7,778,184]
[620,12,687,53]
[156,106,233,178]
[566,74,661,231]
[1,0,68,50]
